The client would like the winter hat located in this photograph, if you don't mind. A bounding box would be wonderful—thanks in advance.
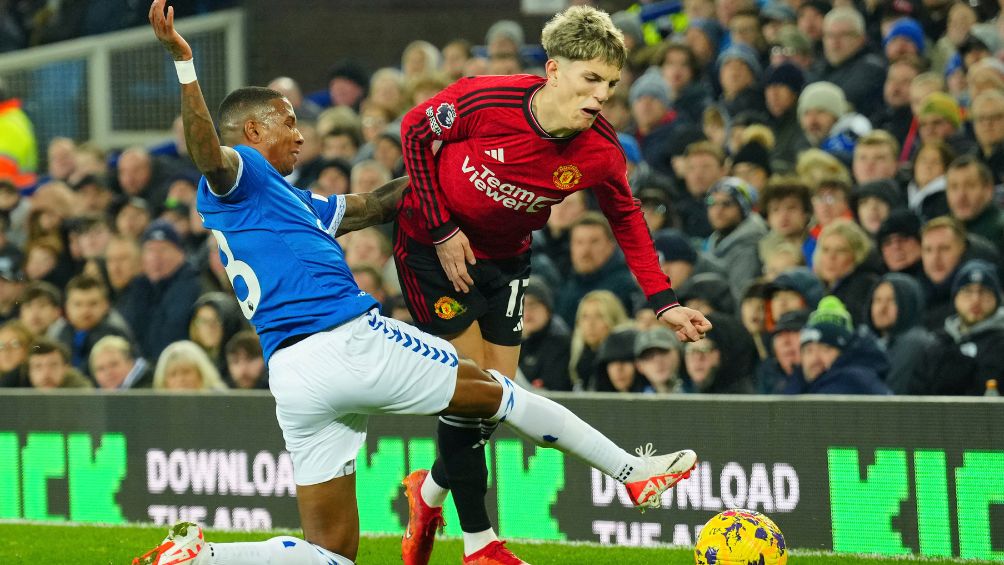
[328,60,369,91]
[876,208,921,245]
[142,220,183,251]
[767,267,825,309]
[951,259,1002,303]
[595,328,639,365]
[797,81,848,120]
[918,92,962,129]
[611,11,644,46]
[761,2,797,23]
[765,62,806,95]
[629,70,672,107]
[677,272,736,314]
[883,18,925,54]
[689,18,726,55]
[653,229,698,264]
[486,20,524,47]
[634,326,681,356]
[798,0,832,17]
[732,141,772,175]
[777,27,813,56]
[773,308,811,335]
[717,44,763,82]
[853,179,905,210]
[707,176,757,218]
[618,133,643,165]
[524,276,553,312]
[800,296,854,349]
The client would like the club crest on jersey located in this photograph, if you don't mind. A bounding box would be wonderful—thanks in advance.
[552,164,582,190]
[434,296,466,320]
[436,103,456,129]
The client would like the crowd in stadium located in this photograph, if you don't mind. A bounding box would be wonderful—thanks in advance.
[1,0,1003,397]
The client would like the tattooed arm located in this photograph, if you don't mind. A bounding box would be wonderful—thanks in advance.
[150,0,239,195]
[335,176,409,237]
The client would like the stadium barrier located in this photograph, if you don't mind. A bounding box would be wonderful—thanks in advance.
[1,390,1001,560]
[0,10,245,156]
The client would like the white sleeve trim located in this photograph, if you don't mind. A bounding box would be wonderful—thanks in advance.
[210,150,244,199]
[326,194,347,236]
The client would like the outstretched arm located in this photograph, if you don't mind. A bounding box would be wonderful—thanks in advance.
[335,176,409,237]
[150,0,238,195]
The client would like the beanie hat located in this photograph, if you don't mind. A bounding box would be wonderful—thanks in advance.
[629,70,672,108]
[524,276,553,312]
[853,179,905,210]
[876,208,921,245]
[883,18,925,54]
[717,44,763,82]
[951,259,1002,303]
[777,27,812,56]
[918,92,962,129]
[765,62,806,94]
[767,267,825,309]
[689,18,726,55]
[761,2,797,22]
[486,20,524,47]
[653,229,698,264]
[800,296,854,349]
[611,11,644,46]
[142,219,183,251]
[708,176,757,218]
[797,81,848,120]
[732,141,772,175]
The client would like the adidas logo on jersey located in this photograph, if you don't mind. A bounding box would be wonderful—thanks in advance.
[484,148,505,163]
[512,320,523,332]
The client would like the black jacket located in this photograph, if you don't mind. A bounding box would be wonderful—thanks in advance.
[911,308,1004,396]
[520,317,572,392]
[118,262,202,359]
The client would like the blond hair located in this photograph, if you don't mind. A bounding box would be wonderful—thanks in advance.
[795,148,852,189]
[741,125,776,151]
[153,340,226,391]
[568,290,629,388]
[856,129,900,160]
[814,218,873,267]
[541,6,627,69]
[89,335,133,374]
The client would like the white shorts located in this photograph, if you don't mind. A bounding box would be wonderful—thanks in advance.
[267,309,459,485]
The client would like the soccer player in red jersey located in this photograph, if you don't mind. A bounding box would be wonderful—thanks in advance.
[396,6,711,564]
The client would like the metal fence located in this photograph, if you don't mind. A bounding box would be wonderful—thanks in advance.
[0,10,245,163]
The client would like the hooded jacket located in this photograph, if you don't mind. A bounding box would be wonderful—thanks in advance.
[705,214,768,301]
[785,335,892,394]
[592,328,646,393]
[864,273,936,394]
[912,307,1004,396]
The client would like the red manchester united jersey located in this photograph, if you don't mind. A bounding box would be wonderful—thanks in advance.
[399,74,678,312]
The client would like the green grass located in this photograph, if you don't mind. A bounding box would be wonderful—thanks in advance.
[0,523,999,564]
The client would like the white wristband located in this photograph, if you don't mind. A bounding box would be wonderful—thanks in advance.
[175,59,197,84]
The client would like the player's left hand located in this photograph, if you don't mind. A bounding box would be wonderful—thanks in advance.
[435,229,476,293]
[150,0,193,61]
[658,306,712,342]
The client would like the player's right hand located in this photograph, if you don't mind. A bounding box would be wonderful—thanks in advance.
[150,0,193,61]
[435,230,476,293]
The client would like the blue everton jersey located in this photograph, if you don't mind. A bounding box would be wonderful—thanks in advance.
[196,145,378,361]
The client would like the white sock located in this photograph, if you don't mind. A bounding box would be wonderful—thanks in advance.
[420,470,449,508]
[487,370,642,483]
[463,528,499,556]
[204,536,354,564]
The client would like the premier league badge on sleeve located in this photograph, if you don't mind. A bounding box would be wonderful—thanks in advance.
[435,103,456,129]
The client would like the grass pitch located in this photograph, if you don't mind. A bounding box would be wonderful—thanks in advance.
[0,523,998,564]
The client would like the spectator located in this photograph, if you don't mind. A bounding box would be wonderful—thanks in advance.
[17,281,65,339]
[592,327,644,392]
[864,273,935,394]
[755,308,809,394]
[224,330,267,390]
[920,216,970,330]
[945,156,1004,255]
[730,141,772,192]
[758,179,812,269]
[870,59,921,148]
[916,93,974,155]
[807,177,855,263]
[0,320,31,387]
[311,159,351,198]
[104,234,142,306]
[906,141,954,222]
[88,335,153,390]
[115,198,152,240]
[716,44,766,118]
[877,209,924,278]
[634,326,683,394]
[678,141,725,239]
[55,274,134,376]
[628,70,679,170]
[116,146,175,207]
[912,260,1004,395]
[786,296,890,394]
[0,260,24,323]
[313,60,369,111]
[676,271,736,315]
[970,90,1004,183]
[763,267,824,332]
[852,130,901,185]
[349,160,391,196]
[882,18,925,62]
[27,338,92,390]
[740,279,769,359]
[538,190,587,279]
[796,0,828,49]
[704,177,767,300]
[189,292,246,381]
[554,213,643,325]
[656,41,711,124]
[761,241,805,281]
[814,219,879,324]
[72,175,115,216]
[681,311,756,393]
[320,126,361,164]
[441,39,472,82]
[812,7,886,117]
[853,179,901,236]
[568,290,628,391]
[763,64,807,171]
[267,76,322,122]
[653,229,723,289]
[152,340,227,392]
[120,220,202,359]
[798,81,872,164]
[519,278,571,392]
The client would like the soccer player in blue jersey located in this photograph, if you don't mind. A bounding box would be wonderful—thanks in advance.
[135,3,698,565]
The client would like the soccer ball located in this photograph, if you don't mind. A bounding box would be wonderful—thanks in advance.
[694,509,787,565]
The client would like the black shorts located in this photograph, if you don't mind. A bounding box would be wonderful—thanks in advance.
[393,228,531,346]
